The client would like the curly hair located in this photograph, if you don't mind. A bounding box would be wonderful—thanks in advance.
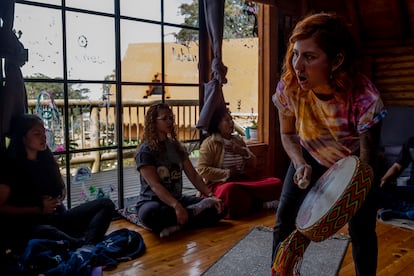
[141,103,182,153]
[281,12,358,94]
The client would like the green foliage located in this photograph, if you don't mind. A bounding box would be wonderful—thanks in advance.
[176,1,200,45]
[250,119,258,129]
[25,73,90,100]
[177,0,258,45]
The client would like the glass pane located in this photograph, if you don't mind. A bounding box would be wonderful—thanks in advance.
[121,20,161,82]
[165,0,198,26]
[120,0,161,21]
[70,82,110,101]
[121,103,143,147]
[60,82,118,150]
[121,84,152,146]
[62,150,118,208]
[26,82,64,101]
[23,0,60,5]
[97,105,117,148]
[66,0,114,14]
[122,84,198,102]
[164,26,199,84]
[121,85,199,146]
[66,83,100,151]
[168,97,200,142]
[167,85,198,100]
[66,12,115,81]
[222,37,258,125]
[26,83,64,151]
[14,4,63,79]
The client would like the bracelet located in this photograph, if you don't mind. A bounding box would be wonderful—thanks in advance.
[207,192,214,197]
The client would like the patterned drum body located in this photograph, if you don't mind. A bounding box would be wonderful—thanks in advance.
[296,156,373,242]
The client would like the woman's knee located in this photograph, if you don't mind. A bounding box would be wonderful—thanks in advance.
[97,198,116,215]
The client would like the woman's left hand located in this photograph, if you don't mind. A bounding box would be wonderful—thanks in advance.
[294,163,312,189]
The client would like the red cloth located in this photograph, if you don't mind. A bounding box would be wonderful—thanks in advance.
[208,177,282,219]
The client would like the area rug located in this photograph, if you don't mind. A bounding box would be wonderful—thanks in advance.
[201,226,350,276]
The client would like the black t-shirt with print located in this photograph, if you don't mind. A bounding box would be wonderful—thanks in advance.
[135,139,187,201]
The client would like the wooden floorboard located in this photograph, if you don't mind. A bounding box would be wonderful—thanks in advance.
[102,211,414,276]
[62,159,414,275]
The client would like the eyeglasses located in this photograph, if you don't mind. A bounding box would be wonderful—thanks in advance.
[157,115,175,121]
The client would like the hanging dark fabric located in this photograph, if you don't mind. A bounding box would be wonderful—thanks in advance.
[196,0,228,131]
[0,0,29,148]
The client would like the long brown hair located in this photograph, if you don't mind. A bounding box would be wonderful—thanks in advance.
[8,114,54,162]
[281,12,358,94]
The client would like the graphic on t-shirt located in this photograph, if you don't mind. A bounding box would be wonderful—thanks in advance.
[155,163,182,198]
[157,166,171,183]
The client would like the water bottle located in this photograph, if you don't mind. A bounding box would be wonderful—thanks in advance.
[245,127,251,139]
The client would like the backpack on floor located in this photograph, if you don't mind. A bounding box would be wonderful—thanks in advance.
[92,228,146,270]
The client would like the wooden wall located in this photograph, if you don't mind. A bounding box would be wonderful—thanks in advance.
[307,0,414,106]
[263,0,414,178]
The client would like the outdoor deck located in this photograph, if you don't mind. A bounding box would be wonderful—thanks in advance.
[65,158,198,209]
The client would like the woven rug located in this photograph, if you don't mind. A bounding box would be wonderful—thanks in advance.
[201,226,350,276]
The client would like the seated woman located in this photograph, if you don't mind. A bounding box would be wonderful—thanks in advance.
[378,136,414,221]
[0,114,116,255]
[197,107,282,219]
[134,103,225,238]
[381,136,414,189]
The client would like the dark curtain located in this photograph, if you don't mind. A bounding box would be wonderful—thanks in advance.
[0,0,28,150]
[196,0,228,131]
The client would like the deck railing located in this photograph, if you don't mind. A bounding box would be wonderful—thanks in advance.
[28,99,201,172]
[27,98,257,207]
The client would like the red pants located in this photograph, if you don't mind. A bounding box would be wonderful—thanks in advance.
[208,177,282,219]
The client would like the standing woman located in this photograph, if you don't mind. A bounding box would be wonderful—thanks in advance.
[0,114,115,253]
[135,103,225,238]
[272,13,387,275]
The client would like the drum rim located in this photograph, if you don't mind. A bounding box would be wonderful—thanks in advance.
[296,156,373,241]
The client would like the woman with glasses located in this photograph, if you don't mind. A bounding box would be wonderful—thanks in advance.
[134,103,225,238]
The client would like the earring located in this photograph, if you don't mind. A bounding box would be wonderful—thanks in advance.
[330,70,334,80]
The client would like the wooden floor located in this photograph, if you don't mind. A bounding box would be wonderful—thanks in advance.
[103,209,414,276]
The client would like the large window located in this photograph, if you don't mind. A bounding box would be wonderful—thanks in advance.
[12,0,260,208]
[14,0,200,208]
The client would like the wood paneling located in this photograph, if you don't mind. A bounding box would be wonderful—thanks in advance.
[278,0,414,105]
[357,0,405,39]
[364,40,414,106]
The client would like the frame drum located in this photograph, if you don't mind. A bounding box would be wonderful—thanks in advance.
[272,156,373,276]
[296,155,373,242]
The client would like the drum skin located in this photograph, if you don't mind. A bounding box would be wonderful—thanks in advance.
[296,156,373,242]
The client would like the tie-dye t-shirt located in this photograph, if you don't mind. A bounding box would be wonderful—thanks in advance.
[273,75,387,167]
